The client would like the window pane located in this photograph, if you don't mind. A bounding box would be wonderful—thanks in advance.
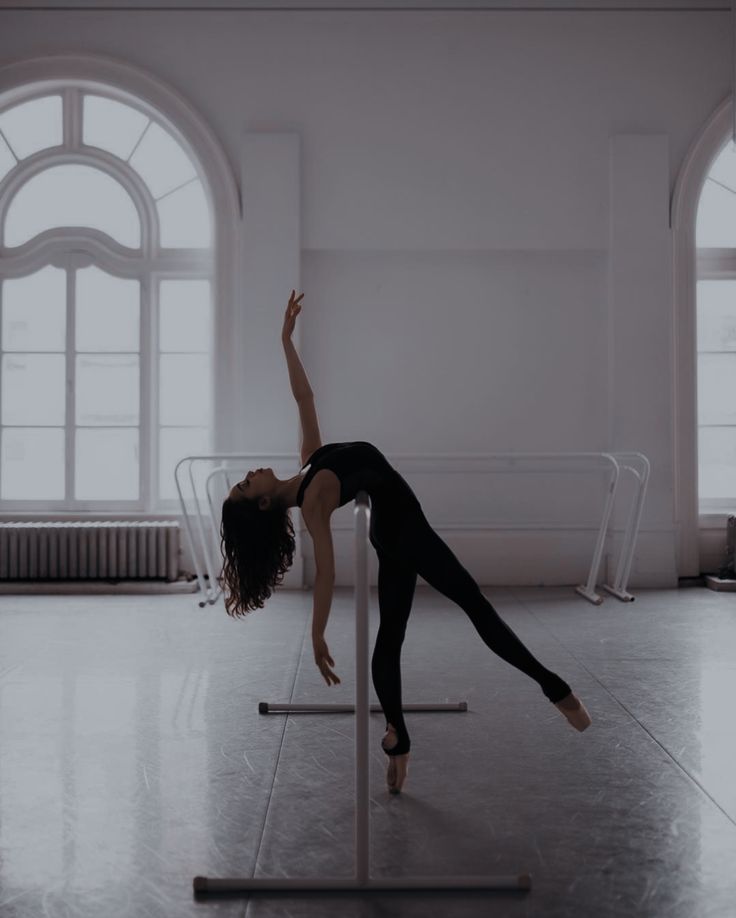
[129,122,196,199]
[159,280,211,352]
[160,354,210,426]
[706,141,736,192]
[75,428,138,500]
[2,266,66,352]
[698,354,736,426]
[696,179,736,248]
[697,281,736,352]
[83,95,149,161]
[158,180,211,248]
[76,355,139,426]
[2,354,65,425]
[159,426,209,500]
[0,132,15,182]
[5,165,141,249]
[0,96,63,159]
[76,267,139,352]
[1,427,64,500]
[699,427,736,500]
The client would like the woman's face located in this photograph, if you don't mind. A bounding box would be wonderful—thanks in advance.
[228,468,276,503]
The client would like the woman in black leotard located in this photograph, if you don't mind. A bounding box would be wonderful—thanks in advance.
[220,291,591,794]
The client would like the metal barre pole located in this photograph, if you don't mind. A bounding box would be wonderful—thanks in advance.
[354,492,371,885]
[174,458,212,605]
[256,706,466,720]
[603,452,650,602]
[575,459,620,605]
[192,492,531,896]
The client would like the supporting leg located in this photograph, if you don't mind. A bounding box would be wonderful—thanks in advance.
[370,549,417,755]
[193,494,532,896]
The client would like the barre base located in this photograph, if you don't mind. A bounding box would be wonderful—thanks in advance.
[193,873,532,894]
[258,701,468,714]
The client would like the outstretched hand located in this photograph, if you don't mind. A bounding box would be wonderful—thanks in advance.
[282,290,304,343]
[313,635,340,687]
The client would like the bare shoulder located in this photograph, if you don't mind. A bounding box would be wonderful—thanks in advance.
[301,469,340,523]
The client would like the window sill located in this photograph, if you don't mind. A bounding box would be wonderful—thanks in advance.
[0,511,181,522]
[699,512,736,530]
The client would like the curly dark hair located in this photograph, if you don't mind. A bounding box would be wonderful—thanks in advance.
[220,495,296,618]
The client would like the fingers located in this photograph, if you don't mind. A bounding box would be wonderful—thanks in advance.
[317,658,340,686]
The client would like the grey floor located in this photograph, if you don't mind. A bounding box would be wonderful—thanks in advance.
[0,585,735,918]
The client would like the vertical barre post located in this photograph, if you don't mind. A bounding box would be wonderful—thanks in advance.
[354,492,371,886]
[576,456,620,604]
[174,458,210,604]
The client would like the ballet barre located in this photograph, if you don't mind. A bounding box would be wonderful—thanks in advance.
[193,493,532,897]
[175,450,649,608]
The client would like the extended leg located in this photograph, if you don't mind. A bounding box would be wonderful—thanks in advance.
[402,509,572,704]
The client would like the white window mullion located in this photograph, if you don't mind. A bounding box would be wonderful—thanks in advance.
[0,273,3,501]
[65,265,75,508]
[697,251,736,280]
[140,272,153,511]
[63,88,77,150]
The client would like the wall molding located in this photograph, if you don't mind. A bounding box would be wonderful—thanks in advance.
[0,1,725,10]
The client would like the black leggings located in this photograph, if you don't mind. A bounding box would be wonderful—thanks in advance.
[369,496,571,756]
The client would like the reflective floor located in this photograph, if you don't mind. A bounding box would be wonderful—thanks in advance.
[1,585,735,917]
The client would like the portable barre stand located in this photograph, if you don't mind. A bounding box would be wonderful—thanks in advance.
[193,493,531,896]
[175,450,649,611]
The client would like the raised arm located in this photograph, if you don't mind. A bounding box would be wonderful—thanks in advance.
[281,290,323,466]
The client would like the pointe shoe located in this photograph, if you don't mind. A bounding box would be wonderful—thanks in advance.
[386,753,410,795]
[382,725,410,794]
[554,691,592,732]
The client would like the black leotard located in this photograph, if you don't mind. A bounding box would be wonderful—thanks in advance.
[295,439,571,758]
[296,441,419,511]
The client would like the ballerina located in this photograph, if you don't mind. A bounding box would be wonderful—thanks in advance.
[220,291,591,794]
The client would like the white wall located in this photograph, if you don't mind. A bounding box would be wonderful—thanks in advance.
[0,6,728,588]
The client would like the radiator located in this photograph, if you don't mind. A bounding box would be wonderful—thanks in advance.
[0,522,180,581]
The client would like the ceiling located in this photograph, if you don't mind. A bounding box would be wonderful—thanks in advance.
[0,0,728,11]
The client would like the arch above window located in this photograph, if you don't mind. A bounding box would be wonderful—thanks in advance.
[0,85,217,251]
[4,164,142,249]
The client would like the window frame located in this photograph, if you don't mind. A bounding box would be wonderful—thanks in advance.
[695,250,736,515]
[0,78,226,513]
[673,97,736,575]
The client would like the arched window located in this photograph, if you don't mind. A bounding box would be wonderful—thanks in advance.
[0,79,219,509]
[695,140,736,513]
